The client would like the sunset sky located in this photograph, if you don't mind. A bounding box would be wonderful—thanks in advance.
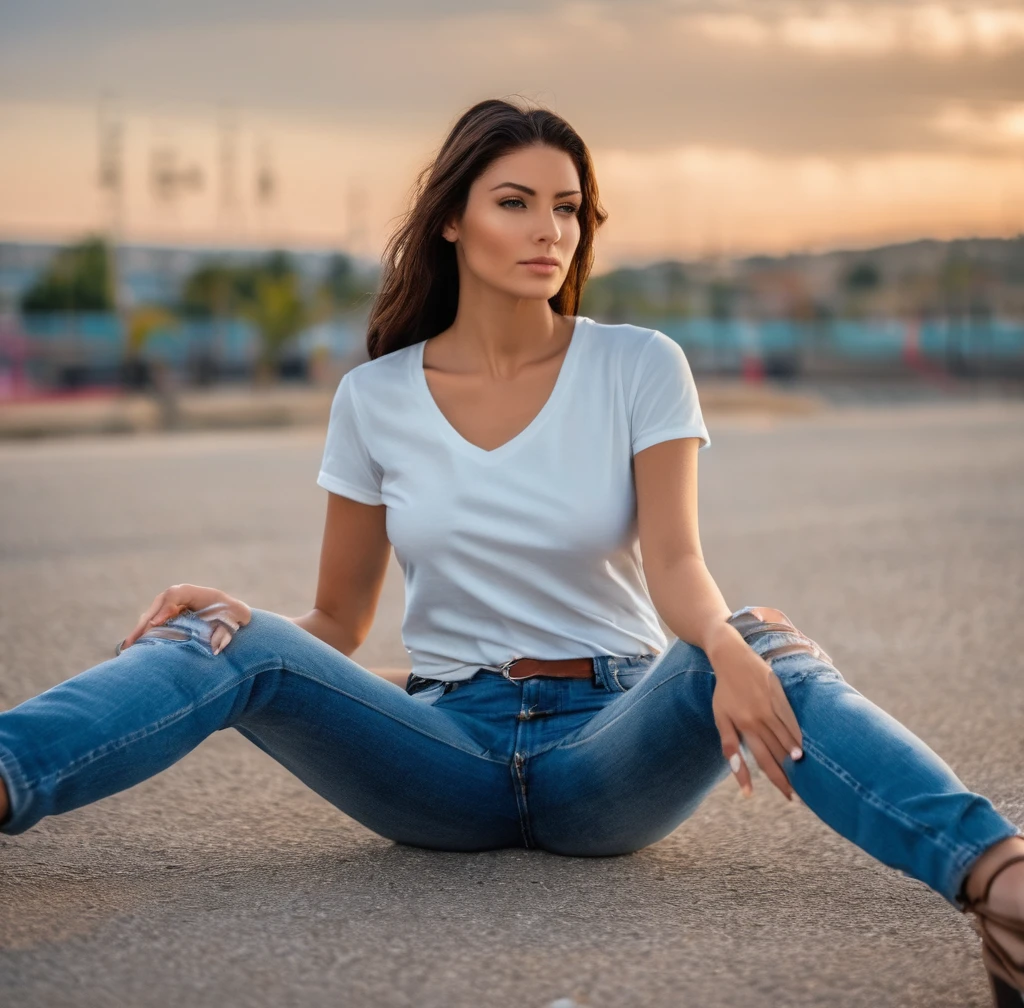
[2,0,1023,269]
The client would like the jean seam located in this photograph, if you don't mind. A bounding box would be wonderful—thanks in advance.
[798,730,985,889]
[43,658,283,790]
[42,651,497,793]
[553,668,703,750]
[278,660,500,761]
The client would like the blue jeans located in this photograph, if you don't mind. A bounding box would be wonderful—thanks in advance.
[0,606,1018,910]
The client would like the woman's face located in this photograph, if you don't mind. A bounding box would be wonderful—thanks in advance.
[442,144,582,302]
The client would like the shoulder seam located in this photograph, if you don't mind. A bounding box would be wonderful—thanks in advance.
[341,369,383,480]
[626,329,662,413]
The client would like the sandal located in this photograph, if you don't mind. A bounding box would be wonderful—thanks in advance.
[960,851,1024,1006]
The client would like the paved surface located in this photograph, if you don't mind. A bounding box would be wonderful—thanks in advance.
[0,377,828,439]
[0,400,1022,1007]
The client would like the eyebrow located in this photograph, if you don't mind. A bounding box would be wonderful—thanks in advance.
[489,182,582,198]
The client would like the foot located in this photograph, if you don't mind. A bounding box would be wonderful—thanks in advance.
[963,835,1024,987]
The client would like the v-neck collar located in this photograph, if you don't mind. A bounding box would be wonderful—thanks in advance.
[412,315,587,464]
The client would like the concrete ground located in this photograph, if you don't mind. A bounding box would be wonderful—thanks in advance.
[0,377,828,440]
[0,399,1022,1007]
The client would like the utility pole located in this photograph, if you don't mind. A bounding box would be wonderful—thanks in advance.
[218,104,242,238]
[97,94,125,308]
[97,94,131,389]
[254,136,277,243]
[146,115,202,423]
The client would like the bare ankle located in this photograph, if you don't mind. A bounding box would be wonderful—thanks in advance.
[964,835,1024,905]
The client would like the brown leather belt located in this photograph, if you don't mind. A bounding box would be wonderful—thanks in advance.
[496,605,829,682]
[497,656,598,682]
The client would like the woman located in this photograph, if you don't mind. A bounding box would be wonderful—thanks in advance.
[1,98,1021,1003]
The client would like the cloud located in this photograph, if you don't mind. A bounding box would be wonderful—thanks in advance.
[1,3,1021,160]
[687,3,1024,57]
[932,100,1024,147]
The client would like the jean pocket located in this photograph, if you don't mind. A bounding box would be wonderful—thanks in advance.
[609,655,656,692]
[610,668,647,692]
[406,676,451,703]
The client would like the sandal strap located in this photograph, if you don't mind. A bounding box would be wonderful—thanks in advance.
[978,918,1024,982]
[962,852,1024,913]
[961,851,1024,988]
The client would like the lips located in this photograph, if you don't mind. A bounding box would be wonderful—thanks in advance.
[520,257,559,266]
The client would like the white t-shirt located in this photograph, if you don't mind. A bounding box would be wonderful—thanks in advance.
[317,315,711,681]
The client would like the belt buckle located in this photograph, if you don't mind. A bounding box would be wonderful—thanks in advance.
[499,657,524,682]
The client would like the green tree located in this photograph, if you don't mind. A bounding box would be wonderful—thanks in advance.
[178,251,309,381]
[239,252,308,381]
[20,236,115,313]
[708,279,737,320]
[844,260,881,293]
[312,252,377,319]
[842,259,883,319]
[178,261,240,318]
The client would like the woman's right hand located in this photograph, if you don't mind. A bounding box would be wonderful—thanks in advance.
[119,583,252,656]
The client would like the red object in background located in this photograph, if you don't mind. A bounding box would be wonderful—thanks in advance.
[902,319,923,367]
[902,319,956,388]
[0,318,34,401]
[741,352,765,383]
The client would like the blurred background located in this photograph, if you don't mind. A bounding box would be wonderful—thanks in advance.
[1,0,1023,426]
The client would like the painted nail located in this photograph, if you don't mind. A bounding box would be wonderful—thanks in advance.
[790,747,803,761]
[729,753,742,773]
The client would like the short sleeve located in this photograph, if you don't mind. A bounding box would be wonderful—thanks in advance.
[317,371,385,505]
[629,330,711,455]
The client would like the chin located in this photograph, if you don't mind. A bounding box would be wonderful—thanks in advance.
[487,283,555,301]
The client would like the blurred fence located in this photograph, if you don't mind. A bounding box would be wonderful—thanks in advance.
[0,312,368,396]
[657,316,1024,379]
[1,312,1022,397]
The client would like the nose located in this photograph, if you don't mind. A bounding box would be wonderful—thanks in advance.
[531,210,563,247]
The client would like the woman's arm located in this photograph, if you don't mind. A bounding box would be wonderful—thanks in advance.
[288,492,395,674]
[634,436,804,801]
[632,436,742,657]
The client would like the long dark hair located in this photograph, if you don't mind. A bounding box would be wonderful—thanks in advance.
[366,97,608,360]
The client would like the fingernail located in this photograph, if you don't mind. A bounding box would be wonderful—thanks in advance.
[729,753,741,773]
[790,747,803,761]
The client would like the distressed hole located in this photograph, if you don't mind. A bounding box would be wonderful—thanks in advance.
[139,626,192,642]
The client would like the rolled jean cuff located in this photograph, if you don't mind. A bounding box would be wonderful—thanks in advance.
[0,738,32,836]
[945,822,1024,910]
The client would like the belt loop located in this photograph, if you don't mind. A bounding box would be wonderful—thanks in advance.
[591,655,612,691]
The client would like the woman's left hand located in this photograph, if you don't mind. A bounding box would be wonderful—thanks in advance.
[708,632,804,801]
